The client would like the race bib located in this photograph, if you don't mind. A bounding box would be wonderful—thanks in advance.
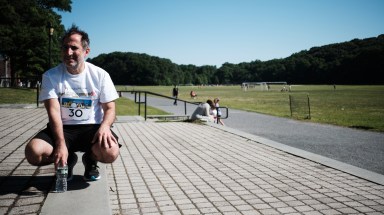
[60,97,93,121]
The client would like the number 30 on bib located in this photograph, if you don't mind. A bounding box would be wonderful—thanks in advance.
[60,97,92,121]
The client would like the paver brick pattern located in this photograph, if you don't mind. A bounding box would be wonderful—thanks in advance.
[0,108,51,215]
[107,122,384,215]
[1,108,384,215]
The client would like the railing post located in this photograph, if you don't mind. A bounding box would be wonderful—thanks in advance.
[289,95,293,117]
[138,92,141,116]
[307,94,311,119]
[217,107,220,124]
[184,101,187,115]
[36,82,39,108]
[145,92,147,121]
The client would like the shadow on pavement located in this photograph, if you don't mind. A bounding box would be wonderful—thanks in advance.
[0,176,52,195]
[67,175,90,191]
[0,175,91,196]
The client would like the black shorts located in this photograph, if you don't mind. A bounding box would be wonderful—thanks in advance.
[34,123,120,153]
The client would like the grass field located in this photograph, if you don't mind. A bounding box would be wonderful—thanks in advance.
[114,96,168,116]
[0,88,167,116]
[0,88,38,104]
[116,85,384,132]
[1,85,384,132]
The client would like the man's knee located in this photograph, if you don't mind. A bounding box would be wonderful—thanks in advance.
[25,139,39,165]
[92,144,120,163]
[25,139,53,166]
[102,150,119,163]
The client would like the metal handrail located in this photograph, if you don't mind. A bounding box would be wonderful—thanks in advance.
[117,90,228,121]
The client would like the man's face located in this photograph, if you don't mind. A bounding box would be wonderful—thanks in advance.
[61,34,90,72]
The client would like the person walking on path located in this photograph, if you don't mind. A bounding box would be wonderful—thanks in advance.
[25,25,121,182]
[214,97,225,125]
[172,85,179,105]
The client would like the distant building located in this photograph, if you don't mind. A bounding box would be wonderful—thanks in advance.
[0,55,11,87]
[0,55,11,78]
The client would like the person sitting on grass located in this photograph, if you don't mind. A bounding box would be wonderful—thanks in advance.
[190,99,216,122]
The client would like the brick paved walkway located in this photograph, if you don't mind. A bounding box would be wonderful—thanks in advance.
[107,122,384,215]
[1,108,384,214]
[0,108,51,214]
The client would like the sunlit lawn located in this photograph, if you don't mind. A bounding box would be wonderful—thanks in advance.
[0,87,168,116]
[116,85,384,132]
[2,85,384,132]
[0,88,38,104]
[115,96,169,116]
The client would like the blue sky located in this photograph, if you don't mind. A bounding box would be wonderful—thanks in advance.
[58,0,384,67]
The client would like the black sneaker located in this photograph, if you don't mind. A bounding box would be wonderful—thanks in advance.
[67,152,78,181]
[82,153,100,181]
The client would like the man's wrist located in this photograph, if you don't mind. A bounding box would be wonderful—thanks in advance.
[100,123,112,129]
[55,139,66,147]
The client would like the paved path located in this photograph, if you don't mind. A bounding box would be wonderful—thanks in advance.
[108,120,384,215]
[123,93,384,175]
[0,108,50,215]
[1,106,384,215]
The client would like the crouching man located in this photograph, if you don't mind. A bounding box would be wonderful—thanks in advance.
[25,25,121,181]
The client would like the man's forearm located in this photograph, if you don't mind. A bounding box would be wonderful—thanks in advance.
[44,99,65,145]
[101,101,116,128]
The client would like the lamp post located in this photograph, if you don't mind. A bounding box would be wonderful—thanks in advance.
[37,23,54,107]
[48,23,54,68]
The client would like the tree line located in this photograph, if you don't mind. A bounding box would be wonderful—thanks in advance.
[1,1,383,86]
[89,35,384,85]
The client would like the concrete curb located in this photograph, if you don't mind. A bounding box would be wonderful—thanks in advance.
[40,152,111,215]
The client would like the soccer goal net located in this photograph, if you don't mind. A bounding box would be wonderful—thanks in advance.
[241,82,289,92]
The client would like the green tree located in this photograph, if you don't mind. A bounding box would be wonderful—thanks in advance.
[216,63,234,84]
[0,0,71,85]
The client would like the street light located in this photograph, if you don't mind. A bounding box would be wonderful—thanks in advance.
[37,23,54,107]
[48,23,54,68]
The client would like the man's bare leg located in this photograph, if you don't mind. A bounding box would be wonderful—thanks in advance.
[25,138,54,166]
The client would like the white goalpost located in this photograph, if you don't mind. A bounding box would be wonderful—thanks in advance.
[242,81,288,91]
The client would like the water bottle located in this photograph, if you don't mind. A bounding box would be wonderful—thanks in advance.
[55,165,68,192]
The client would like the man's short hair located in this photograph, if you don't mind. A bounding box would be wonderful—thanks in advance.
[61,25,90,49]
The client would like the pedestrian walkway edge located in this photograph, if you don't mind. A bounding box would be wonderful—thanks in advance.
[207,122,384,186]
[40,152,111,215]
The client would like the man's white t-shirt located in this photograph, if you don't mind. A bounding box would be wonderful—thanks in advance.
[39,62,119,125]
